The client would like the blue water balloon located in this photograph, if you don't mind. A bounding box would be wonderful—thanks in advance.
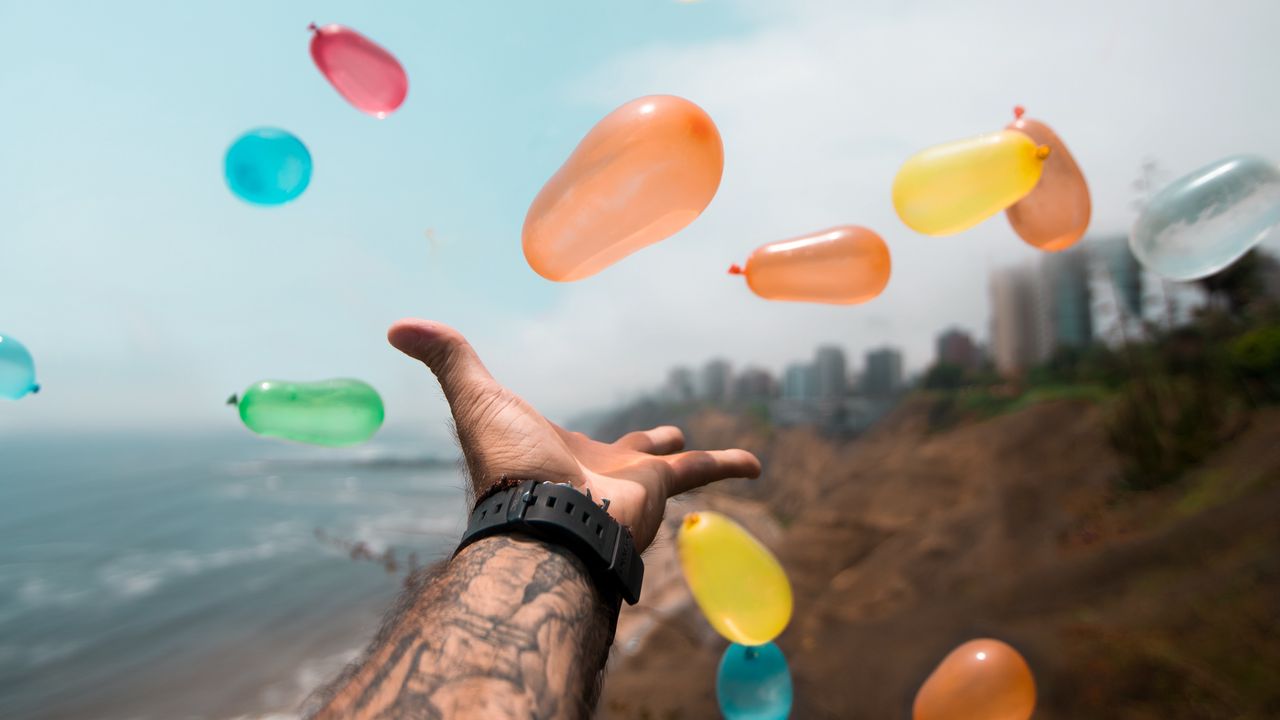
[224,128,312,206]
[0,333,40,400]
[1130,155,1280,280]
[716,643,793,720]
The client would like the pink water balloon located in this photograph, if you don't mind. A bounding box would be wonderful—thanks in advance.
[308,23,408,118]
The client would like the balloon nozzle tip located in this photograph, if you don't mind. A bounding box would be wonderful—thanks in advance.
[30,384,40,395]
[1035,145,1051,160]
[728,263,744,275]
[683,513,701,529]
[226,394,239,406]
[1014,105,1026,119]
[308,22,318,32]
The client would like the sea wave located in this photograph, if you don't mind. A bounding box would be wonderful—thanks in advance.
[98,522,310,600]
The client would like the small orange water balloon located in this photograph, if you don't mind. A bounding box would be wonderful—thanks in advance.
[729,225,891,305]
[1004,106,1091,252]
[913,638,1036,720]
[522,95,724,282]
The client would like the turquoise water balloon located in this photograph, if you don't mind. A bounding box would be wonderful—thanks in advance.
[0,333,40,400]
[1130,155,1280,280]
[224,128,312,206]
[717,643,793,720]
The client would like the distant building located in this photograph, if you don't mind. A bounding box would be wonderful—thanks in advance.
[936,328,980,371]
[990,265,1047,376]
[662,366,695,403]
[862,348,903,396]
[1041,247,1093,350]
[700,359,732,404]
[813,346,848,401]
[733,368,776,403]
[781,362,817,402]
[1098,236,1143,319]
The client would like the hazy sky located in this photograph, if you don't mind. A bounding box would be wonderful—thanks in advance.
[3,0,1279,441]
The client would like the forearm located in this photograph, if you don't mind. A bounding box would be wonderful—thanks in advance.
[309,534,616,719]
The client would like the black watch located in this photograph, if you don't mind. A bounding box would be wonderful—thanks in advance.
[454,480,644,606]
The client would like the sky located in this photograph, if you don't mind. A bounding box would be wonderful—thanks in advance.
[2,0,1279,441]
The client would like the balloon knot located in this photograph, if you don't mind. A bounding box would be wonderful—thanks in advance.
[744,647,761,660]
[728,263,745,275]
[30,384,40,395]
[308,22,319,32]
[226,394,239,406]
[1035,145,1051,160]
[683,513,701,529]
[1014,105,1026,119]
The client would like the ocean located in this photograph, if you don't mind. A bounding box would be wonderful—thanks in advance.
[0,431,466,720]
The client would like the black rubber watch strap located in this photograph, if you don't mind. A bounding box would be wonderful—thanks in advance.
[454,480,644,606]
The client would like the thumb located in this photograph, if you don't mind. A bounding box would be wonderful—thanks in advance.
[387,319,495,401]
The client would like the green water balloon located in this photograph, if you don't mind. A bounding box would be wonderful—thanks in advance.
[230,378,384,447]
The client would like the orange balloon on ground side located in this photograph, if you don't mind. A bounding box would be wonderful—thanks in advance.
[732,226,891,305]
[522,95,724,282]
[1005,110,1091,252]
[913,638,1036,720]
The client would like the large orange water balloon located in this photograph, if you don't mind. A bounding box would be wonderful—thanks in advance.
[913,638,1036,720]
[729,225,891,305]
[522,95,724,282]
[1005,107,1091,252]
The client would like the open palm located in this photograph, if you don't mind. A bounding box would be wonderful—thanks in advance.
[388,319,761,551]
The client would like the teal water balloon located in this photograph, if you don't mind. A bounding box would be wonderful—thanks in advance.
[224,128,312,205]
[1130,155,1280,280]
[716,643,793,720]
[0,333,40,400]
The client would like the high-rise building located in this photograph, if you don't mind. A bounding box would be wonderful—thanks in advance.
[991,246,1097,376]
[990,265,1046,376]
[699,359,732,404]
[781,362,817,401]
[1042,247,1093,349]
[813,345,848,400]
[935,328,980,371]
[1098,236,1143,319]
[663,366,695,403]
[733,368,776,402]
[862,348,903,396]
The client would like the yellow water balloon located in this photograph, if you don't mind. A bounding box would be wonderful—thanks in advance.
[893,130,1048,236]
[677,511,792,646]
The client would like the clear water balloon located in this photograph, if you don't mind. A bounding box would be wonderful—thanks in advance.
[717,643,793,720]
[230,379,383,446]
[677,511,792,646]
[913,638,1036,720]
[893,130,1048,236]
[1130,154,1280,280]
[523,95,723,282]
[224,128,313,206]
[0,333,39,400]
[729,225,891,305]
[309,23,408,118]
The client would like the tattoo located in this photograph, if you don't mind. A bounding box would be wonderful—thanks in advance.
[306,534,616,719]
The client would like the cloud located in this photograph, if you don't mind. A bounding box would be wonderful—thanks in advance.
[483,0,1280,420]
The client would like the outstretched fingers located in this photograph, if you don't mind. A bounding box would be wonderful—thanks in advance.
[615,425,686,455]
[665,449,762,497]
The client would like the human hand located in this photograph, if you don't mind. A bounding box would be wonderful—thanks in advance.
[388,319,761,551]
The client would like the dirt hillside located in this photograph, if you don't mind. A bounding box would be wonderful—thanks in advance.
[599,398,1280,719]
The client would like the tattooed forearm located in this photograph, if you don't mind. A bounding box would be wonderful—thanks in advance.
[308,534,616,720]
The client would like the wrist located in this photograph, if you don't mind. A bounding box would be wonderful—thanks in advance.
[451,534,620,640]
[457,480,644,608]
